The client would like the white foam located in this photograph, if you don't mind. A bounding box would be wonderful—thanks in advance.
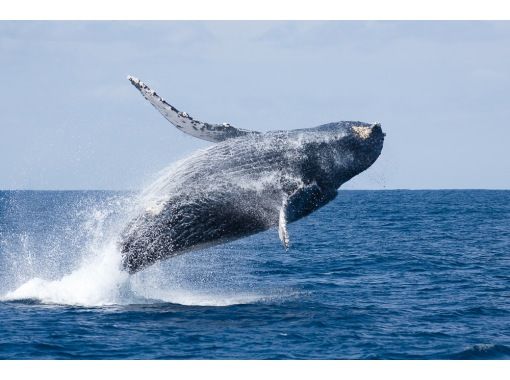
[2,241,129,306]
[130,286,268,307]
[1,235,276,307]
[1,260,272,308]
[1,237,275,307]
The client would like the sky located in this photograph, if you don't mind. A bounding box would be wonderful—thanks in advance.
[0,21,509,190]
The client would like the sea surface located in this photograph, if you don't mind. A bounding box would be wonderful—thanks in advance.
[0,190,509,359]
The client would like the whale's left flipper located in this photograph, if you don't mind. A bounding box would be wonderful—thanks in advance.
[128,76,259,143]
[278,196,290,250]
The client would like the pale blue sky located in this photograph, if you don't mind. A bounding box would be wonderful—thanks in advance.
[1,21,509,190]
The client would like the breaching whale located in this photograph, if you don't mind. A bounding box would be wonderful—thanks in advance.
[120,76,385,274]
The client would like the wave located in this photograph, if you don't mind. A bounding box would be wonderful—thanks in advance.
[449,344,510,360]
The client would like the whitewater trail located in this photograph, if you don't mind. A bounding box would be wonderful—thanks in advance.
[1,237,272,307]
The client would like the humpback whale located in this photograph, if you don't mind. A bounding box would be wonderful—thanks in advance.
[120,76,385,274]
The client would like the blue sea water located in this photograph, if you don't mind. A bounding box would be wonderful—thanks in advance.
[0,189,509,359]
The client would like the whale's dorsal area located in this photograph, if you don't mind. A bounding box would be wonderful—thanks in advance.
[127,76,259,143]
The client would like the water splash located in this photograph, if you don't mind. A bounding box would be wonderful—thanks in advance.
[2,240,128,306]
[0,190,282,307]
[1,239,271,307]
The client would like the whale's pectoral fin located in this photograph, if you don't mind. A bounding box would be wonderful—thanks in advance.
[128,76,259,143]
[278,196,290,250]
[277,182,338,250]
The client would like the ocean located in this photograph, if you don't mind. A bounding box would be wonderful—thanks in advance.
[0,189,509,359]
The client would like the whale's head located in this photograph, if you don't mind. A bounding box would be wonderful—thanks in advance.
[346,121,385,172]
[296,121,385,189]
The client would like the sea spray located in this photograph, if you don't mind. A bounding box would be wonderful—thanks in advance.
[3,241,129,306]
[0,191,133,306]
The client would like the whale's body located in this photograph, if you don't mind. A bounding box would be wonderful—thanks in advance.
[120,77,385,273]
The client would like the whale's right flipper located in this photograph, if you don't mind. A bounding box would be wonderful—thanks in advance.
[128,76,259,143]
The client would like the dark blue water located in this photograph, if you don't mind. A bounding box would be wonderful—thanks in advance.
[0,190,509,359]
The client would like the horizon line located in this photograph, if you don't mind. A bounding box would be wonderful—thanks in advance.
[1,188,509,192]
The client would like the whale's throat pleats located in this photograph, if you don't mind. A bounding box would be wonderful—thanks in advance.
[128,76,259,143]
